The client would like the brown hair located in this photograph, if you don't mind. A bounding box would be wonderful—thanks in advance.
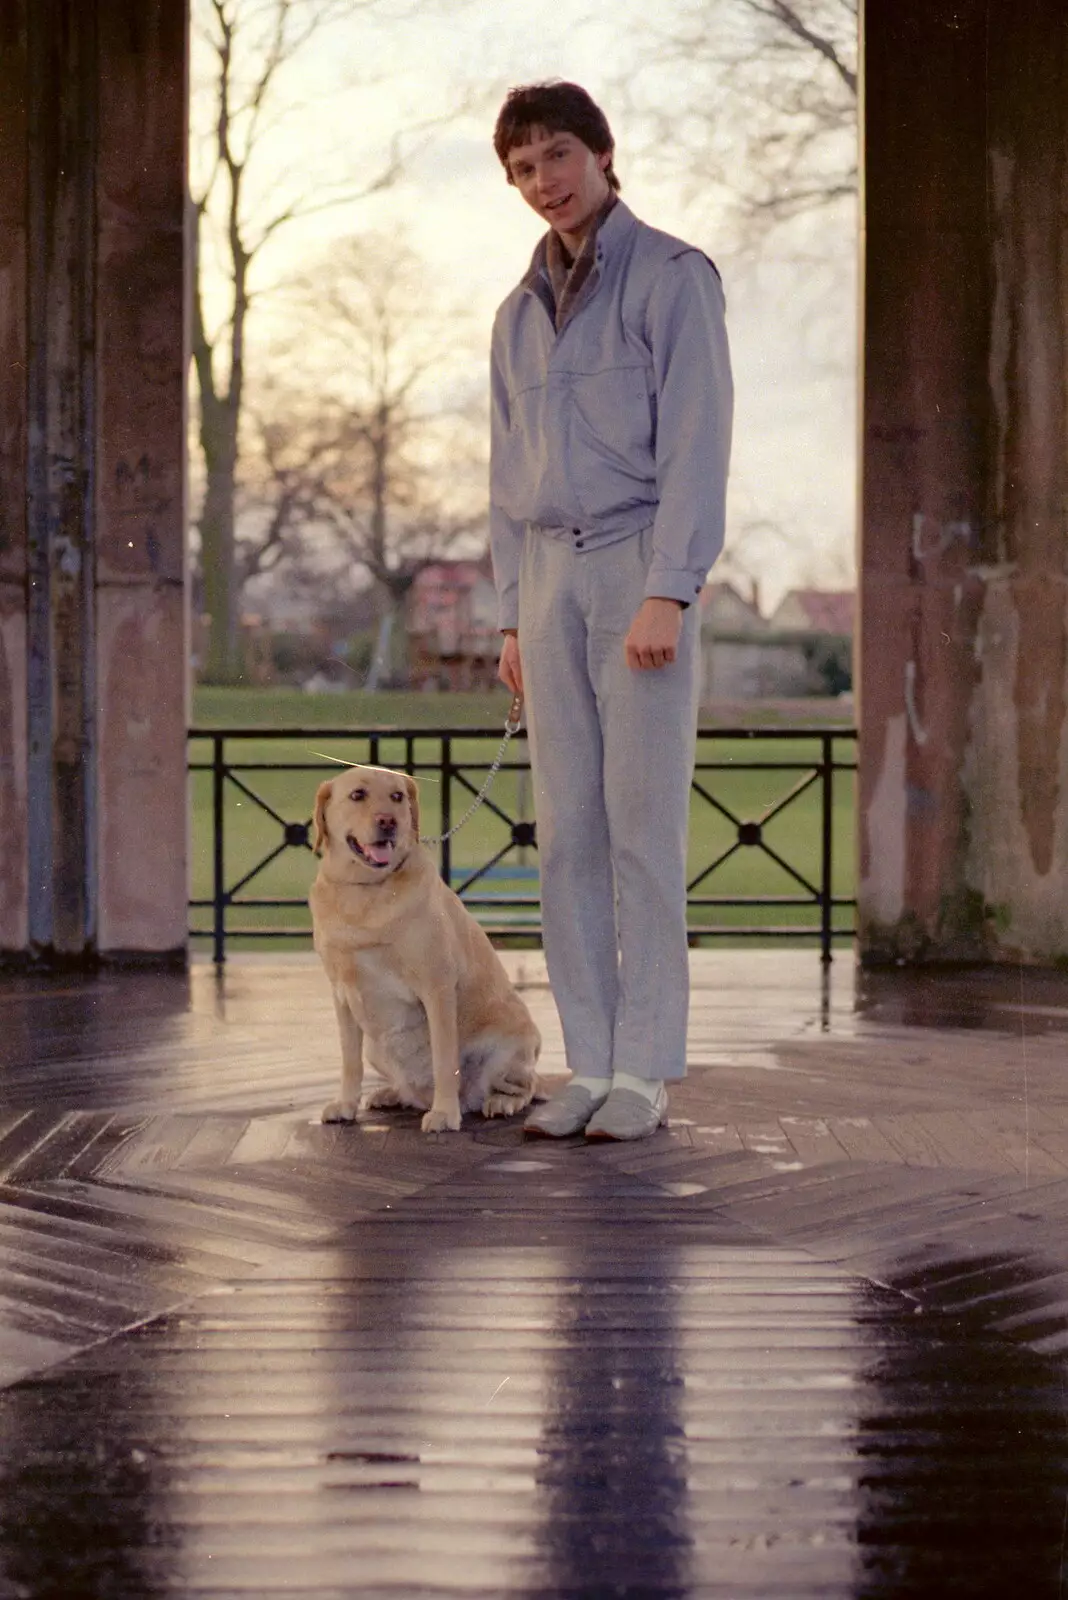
[493,81,620,192]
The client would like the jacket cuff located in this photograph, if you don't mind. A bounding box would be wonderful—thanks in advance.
[643,566,704,607]
[498,592,520,632]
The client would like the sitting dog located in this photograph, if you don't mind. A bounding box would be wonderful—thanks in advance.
[310,762,542,1133]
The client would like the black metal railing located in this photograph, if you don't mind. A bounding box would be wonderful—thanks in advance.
[188,723,857,963]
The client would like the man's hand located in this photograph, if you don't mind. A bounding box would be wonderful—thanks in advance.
[625,597,684,670]
[498,632,524,694]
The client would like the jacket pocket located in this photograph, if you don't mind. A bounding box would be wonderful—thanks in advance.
[571,364,654,459]
[568,363,656,516]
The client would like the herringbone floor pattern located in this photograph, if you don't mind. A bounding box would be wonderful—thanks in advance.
[2,953,1068,1596]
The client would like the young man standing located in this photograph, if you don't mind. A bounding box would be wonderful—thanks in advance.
[490,82,733,1141]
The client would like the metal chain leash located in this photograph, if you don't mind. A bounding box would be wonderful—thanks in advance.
[419,692,525,846]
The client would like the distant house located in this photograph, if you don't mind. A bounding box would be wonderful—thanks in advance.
[699,580,768,634]
[407,557,502,691]
[768,588,854,697]
[701,583,855,702]
[699,578,779,700]
[770,589,855,636]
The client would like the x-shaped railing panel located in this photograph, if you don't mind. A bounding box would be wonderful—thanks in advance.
[188,724,856,962]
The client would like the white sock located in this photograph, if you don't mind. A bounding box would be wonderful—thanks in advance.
[567,1074,611,1099]
[611,1071,665,1105]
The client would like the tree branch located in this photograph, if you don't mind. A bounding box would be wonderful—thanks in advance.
[754,0,857,93]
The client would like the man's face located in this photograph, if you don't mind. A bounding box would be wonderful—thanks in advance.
[505,126,611,240]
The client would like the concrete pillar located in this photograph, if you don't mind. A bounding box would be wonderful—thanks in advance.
[0,1,188,966]
[0,13,30,954]
[859,0,1068,964]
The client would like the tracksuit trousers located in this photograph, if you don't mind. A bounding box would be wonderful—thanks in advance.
[519,525,700,1084]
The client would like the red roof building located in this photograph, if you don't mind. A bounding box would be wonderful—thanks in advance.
[406,557,501,690]
[770,589,855,636]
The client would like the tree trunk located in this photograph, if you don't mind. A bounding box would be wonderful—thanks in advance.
[364,607,394,691]
[189,188,246,685]
[198,434,240,683]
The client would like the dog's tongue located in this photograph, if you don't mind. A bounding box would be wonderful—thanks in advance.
[364,841,393,866]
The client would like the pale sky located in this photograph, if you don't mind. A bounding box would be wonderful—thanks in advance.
[192,0,857,611]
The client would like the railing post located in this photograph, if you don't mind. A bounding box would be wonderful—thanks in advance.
[440,734,453,886]
[212,732,226,966]
[820,731,834,964]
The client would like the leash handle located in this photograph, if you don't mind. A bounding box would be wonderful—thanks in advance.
[505,691,524,735]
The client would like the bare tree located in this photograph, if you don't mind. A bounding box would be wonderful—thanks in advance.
[606,0,860,601]
[715,514,790,608]
[189,0,461,683]
[244,234,488,686]
[619,0,857,239]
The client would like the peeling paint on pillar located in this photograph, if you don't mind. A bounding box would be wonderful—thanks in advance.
[0,2,188,965]
[962,586,1068,958]
[0,597,28,950]
[0,9,29,953]
[97,590,186,952]
[861,0,1068,965]
[17,0,104,958]
[980,27,1068,908]
[967,0,1068,959]
[859,713,907,930]
[95,2,188,958]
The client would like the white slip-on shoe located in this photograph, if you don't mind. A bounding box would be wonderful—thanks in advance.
[523,1083,610,1139]
[585,1084,668,1142]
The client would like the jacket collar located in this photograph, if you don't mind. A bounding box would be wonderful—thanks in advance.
[521,197,638,295]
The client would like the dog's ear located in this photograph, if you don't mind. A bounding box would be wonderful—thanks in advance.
[312,780,334,855]
[404,773,420,839]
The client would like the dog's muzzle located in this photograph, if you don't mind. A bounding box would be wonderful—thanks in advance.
[346,833,395,869]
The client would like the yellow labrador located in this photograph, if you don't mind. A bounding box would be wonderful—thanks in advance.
[310,763,542,1133]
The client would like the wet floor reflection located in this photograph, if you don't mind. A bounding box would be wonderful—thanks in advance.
[306,1229,552,1594]
[0,1356,172,1598]
[158,1221,556,1593]
[1,1201,1068,1595]
[852,1278,1068,1599]
[855,965,1068,1037]
[532,1238,692,1596]
[0,970,193,1107]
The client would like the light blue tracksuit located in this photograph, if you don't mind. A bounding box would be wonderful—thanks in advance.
[490,200,733,1082]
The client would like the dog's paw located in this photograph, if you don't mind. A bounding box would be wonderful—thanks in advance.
[421,1105,462,1134]
[321,1099,359,1124]
[483,1091,531,1119]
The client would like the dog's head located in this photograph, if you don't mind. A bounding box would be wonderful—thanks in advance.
[312,764,420,883]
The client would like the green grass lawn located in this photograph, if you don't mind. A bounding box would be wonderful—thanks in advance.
[189,686,857,953]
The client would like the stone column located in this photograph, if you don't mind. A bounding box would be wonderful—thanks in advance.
[0,1,189,966]
[0,12,29,954]
[94,5,189,957]
[859,0,1068,964]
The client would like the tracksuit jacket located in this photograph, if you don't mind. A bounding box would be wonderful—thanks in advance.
[489,198,733,631]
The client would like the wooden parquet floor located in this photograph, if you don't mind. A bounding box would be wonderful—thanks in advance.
[2,952,1068,1596]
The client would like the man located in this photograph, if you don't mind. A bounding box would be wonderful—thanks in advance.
[490,82,733,1141]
